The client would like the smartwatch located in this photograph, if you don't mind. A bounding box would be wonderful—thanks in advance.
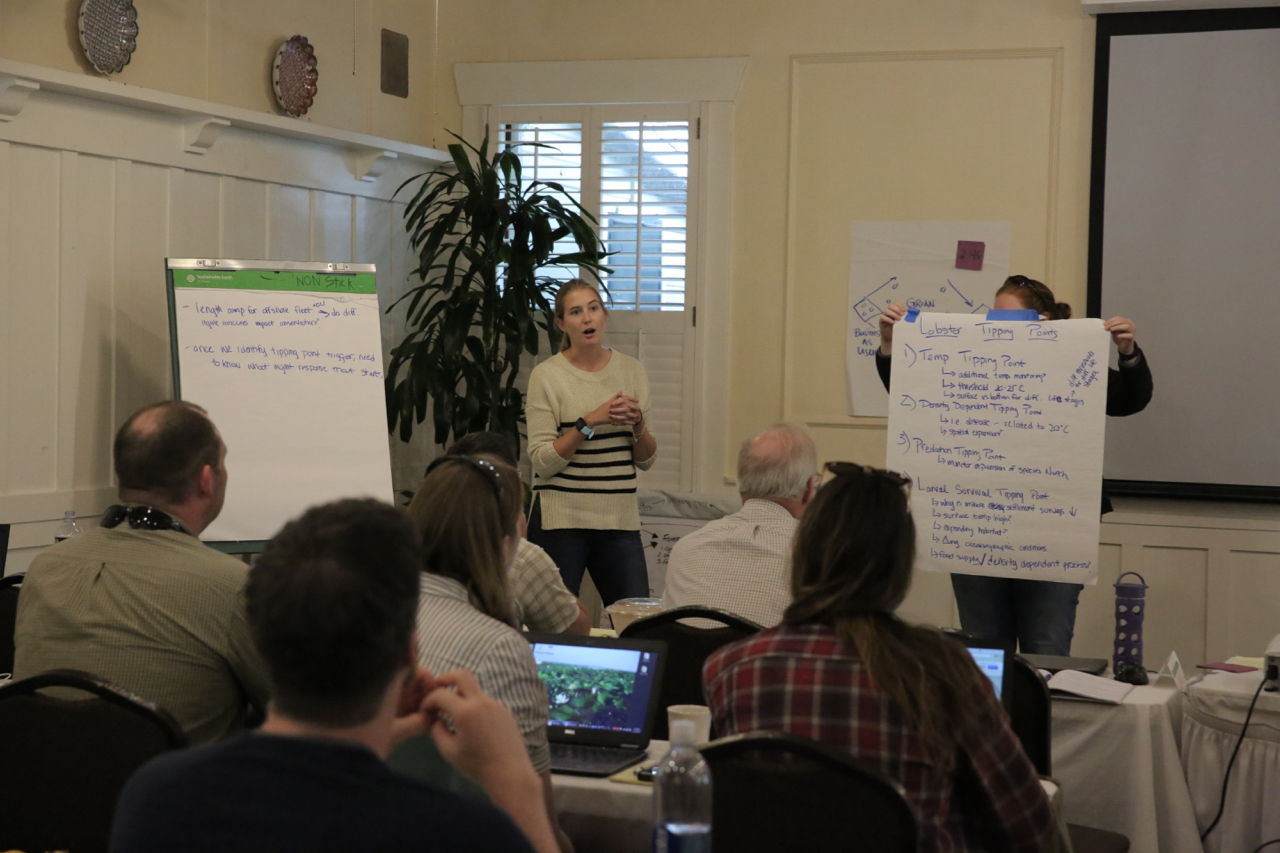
[575,417,595,439]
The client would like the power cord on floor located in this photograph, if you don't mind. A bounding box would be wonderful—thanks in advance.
[1251,839,1280,853]
[1199,673,1268,842]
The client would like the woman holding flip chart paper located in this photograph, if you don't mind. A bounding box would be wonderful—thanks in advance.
[525,280,658,606]
[875,275,1153,655]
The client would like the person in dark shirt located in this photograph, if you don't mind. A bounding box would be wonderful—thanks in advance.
[111,499,559,853]
[874,275,1153,655]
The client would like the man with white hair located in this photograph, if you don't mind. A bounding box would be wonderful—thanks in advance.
[661,423,817,627]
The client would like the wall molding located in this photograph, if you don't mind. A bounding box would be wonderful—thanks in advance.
[0,74,39,121]
[1084,0,1279,12]
[0,58,447,198]
[782,47,1065,428]
[455,57,750,106]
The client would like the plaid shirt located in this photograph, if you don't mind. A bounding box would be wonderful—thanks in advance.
[704,623,1054,853]
[510,540,580,633]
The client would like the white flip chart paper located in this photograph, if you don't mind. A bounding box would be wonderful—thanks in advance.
[886,314,1109,584]
[171,267,392,543]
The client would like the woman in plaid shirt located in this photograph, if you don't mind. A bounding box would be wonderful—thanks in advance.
[703,463,1055,853]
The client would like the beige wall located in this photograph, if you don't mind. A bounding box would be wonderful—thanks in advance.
[429,0,1097,480]
[0,0,436,146]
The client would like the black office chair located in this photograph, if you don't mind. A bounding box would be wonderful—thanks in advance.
[0,569,22,676]
[0,669,188,853]
[700,731,916,853]
[1007,653,1053,776]
[1005,655,1130,853]
[619,606,762,739]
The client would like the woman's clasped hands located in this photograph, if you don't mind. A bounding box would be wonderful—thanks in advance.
[586,392,643,428]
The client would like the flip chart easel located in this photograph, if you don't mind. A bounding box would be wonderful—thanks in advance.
[886,313,1109,585]
[166,259,393,547]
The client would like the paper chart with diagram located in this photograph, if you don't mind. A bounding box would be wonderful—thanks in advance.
[847,221,1012,416]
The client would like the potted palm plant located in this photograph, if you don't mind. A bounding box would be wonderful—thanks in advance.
[385,130,609,450]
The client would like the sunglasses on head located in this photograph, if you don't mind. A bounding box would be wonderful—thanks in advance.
[425,455,504,505]
[101,504,185,533]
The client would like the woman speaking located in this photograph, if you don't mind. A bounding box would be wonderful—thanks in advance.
[526,280,657,606]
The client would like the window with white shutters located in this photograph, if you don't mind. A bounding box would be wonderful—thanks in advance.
[494,105,698,491]
[599,120,689,311]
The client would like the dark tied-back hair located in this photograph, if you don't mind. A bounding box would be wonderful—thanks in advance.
[247,498,421,728]
[997,275,1072,320]
[785,463,989,771]
[446,431,519,468]
[114,400,223,504]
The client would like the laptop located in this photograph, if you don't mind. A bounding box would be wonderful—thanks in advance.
[946,632,1014,709]
[525,632,667,777]
[965,644,1011,705]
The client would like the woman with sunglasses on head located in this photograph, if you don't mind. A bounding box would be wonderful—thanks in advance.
[525,279,657,606]
[703,463,1055,853]
[406,455,572,853]
[874,275,1153,657]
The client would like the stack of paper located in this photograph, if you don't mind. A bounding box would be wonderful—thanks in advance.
[1047,670,1134,704]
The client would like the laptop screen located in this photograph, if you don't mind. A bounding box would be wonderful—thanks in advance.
[966,646,1008,700]
[530,640,661,735]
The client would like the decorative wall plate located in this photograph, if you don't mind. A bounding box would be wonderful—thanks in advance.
[78,0,139,76]
[273,35,319,118]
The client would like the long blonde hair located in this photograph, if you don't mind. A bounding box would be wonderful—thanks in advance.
[555,279,608,352]
[784,466,991,771]
[406,456,523,626]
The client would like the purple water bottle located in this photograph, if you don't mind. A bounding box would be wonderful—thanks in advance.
[1113,571,1148,685]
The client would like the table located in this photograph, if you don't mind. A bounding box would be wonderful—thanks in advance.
[553,742,1068,853]
[1051,681,1202,853]
[552,741,666,853]
[1181,670,1280,853]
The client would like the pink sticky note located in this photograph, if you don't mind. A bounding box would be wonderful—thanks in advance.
[956,241,985,271]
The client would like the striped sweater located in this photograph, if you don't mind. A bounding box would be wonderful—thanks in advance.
[526,350,655,531]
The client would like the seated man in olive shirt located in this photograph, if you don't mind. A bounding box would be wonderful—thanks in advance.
[13,400,268,744]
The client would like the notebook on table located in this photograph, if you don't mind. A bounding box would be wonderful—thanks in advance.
[1021,653,1108,676]
[525,632,667,777]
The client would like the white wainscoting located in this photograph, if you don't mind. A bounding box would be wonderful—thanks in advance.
[895,496,1280,668]
[0,61,448,573]
[1078,499,1280,667]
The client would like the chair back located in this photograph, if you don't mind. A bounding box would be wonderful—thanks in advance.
[0,570,22,676]
[620,606,762,739]
[0,669,188,853]
[700,731,917,853]
[1006,654,1052,776]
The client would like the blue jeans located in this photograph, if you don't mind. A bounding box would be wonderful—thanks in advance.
[527,499,650,606]
[950,574,1082,656]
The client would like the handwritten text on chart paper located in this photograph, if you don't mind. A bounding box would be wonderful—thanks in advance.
[887,314,1110,584]
[177,295,383,380]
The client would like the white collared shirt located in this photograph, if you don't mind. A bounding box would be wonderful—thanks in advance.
[661,499,796,628]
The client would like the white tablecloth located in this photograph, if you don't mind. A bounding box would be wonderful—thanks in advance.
[553,742,1068,853]
[1051,682,1202,853]
[1182,670,1280,853]
[551,741,665,853]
